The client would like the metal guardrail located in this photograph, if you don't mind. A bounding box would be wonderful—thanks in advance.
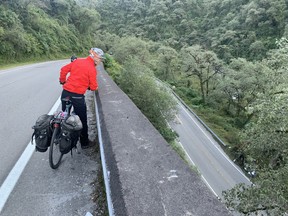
[93,92,115,216]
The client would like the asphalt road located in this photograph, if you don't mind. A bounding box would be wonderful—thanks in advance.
[0,61,65,185]
[0,61,100,215]
[170,101,251,198]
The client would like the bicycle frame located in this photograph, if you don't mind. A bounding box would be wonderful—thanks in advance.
[49,97,72,169]
[53,98,72,124]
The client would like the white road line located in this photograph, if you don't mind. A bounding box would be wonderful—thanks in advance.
[0,97,61,213]
[201,175,219,198]
[0,63,47,75]
[0,61,67,76]
[178,103,250,183]
[177,141,195,166]
[178,141,219,198]
[174,114,182,124]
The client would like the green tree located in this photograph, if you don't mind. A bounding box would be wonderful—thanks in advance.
[224,37,288,216]
[0,5,34,59]
[71,6,100,34]
[155,46,179,82]
[49,0,71,25]
[181,45,223,104]
[112,36,151,65]
[242,0,286,38]
[119,57,178,142]
[218,58,269,125]
[0,0,102,63]
[93,31,120,53]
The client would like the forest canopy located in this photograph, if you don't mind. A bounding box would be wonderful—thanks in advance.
[1,0,287,214]
[0,0,101,63]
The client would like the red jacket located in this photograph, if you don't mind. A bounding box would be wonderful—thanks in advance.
[59,57,98,94]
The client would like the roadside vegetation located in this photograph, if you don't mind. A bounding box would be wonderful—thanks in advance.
[0,0,100,64]
[1,0,288,214]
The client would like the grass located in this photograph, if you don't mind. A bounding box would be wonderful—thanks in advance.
[173,140,201,175]
[0,60,45,70]
[170,140,188,163]
[92,159,109,216]
[0,58,62,70]
[194,108,241,160]
[0,53,86,70]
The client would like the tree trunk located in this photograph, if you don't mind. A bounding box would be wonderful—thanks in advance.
[199,77,205,103]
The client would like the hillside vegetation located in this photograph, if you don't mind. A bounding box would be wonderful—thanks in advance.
[1,0,287,214]
[0,0,100,63]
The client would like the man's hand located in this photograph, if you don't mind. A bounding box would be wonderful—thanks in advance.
[59,81,65,85]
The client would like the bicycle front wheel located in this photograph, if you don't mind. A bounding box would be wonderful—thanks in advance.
[49,126,63,169]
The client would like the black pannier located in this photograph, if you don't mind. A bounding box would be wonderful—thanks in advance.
[59,114,83,154]
[32,114,53,152]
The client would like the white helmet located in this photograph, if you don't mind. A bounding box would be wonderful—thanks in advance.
[90,48,104,58]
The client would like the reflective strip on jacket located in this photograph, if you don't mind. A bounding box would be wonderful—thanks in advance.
[59,56,98,94]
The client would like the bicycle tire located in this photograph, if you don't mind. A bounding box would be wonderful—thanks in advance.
[49,126,63,169]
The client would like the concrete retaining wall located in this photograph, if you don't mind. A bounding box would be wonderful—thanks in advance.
[96,67,231,216]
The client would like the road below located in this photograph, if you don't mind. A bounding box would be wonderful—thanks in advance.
[170,101,251,198]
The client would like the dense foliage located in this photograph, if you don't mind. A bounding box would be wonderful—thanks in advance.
[118,57,178,143]
[0,0,100,64]
[1,0,288,214]
[103,36,179,143]
[97,0,288,62]
[96,0,288,214]
[223,39,288,215]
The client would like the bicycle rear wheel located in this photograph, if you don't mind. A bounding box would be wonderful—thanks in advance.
[49,126,63,169]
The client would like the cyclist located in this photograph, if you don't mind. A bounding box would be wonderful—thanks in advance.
[59,48,103,149]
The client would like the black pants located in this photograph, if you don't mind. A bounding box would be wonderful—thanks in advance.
[61,89,88,146]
